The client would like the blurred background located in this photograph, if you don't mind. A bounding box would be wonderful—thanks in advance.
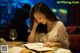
[0,0,68,28]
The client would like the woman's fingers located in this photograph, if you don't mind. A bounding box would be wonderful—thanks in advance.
[44,42,49,47]
[34,19,39,26]
[44,42,53,47]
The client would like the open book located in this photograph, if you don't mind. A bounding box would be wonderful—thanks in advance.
[24,43,55,51]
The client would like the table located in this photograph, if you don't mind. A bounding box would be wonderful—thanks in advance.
[7,41,57,53]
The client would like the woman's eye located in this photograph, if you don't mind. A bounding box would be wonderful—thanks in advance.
[39,17,41,19]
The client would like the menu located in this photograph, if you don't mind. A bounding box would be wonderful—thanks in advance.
[24,43,55,51]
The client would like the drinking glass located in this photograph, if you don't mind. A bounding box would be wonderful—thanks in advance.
[9,29,17,46]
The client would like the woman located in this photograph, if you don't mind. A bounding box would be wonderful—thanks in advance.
[28,3,69,49]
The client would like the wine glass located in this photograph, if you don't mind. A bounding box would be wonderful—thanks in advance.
[9,29,17,46]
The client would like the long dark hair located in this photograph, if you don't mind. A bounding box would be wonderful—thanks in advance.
[30,3,59,33]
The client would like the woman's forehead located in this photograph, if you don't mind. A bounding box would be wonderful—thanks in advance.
[34,12,42,15]
[34,12,42,18]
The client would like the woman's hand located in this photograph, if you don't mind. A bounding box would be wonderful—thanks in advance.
[44,42,57,47]
[33,19,39,28]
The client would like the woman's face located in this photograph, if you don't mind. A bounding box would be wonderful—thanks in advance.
[34,12,47,25]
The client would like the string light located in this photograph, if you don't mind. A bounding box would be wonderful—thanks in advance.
[59,9,67,14]
[52,9,58,13]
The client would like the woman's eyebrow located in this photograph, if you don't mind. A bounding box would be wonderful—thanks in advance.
[37,15,41,18]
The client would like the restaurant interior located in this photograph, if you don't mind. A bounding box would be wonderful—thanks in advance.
[0,0,80,53]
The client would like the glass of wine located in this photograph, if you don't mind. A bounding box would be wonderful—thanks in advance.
[9,29,17,46]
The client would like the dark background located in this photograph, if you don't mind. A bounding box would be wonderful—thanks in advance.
[0,0,68,28]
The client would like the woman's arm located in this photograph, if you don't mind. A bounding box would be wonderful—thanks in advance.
[28,19,39,42]
[44,42,62,47]
[58,24,69,49]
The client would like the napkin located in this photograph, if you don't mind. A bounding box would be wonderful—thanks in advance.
[8,47,25,53]
[0,38,7,45]
[55,48,71,53]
